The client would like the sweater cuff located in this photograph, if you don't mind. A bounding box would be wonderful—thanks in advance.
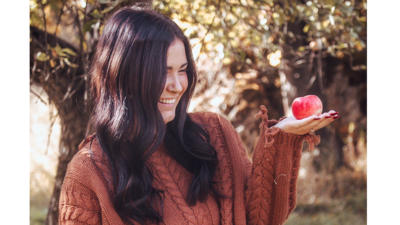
[248,121,307,224]
[268,128,321,152]
[255,105,320,151]
[246,106,321,224]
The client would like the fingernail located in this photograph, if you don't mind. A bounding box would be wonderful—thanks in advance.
[333,115,340,119]
[314,117,321,120]
[330,112,338,115]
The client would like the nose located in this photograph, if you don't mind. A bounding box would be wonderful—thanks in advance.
[167,72,183,93]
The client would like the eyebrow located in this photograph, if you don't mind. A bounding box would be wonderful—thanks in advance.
[167,62,188,70]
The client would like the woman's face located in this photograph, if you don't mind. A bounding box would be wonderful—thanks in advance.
[158,39,189,124]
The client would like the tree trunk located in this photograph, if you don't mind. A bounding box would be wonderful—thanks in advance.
[45,101,89,225]
[30,2,155,224]
[278,22,366,172]
[30,26,90,225]
[279,22,340,170]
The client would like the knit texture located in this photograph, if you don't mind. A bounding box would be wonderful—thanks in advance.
[59,107,320,225]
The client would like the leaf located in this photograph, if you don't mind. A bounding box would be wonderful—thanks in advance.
[303,24,310,33]
[350,29,359,38]
[83,42,88,52]
[62,48,77,56]
[54,45,67,57]
[99,24,105,35]
[223,57,231,65]
[63,58,79,68]
[324,0,335,7]
[354,43,362,51]
[189,30,198,39]
[337,43,348,50]
[358,16,366,22]
[36,52,49,61]
[83,19,98,33]
[90,9,103,19]
[49,59,56,68]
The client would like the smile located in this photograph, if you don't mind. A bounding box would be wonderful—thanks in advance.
[159,98,176,104]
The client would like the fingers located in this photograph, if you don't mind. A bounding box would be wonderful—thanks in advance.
[289,115,320,135]
[283,110,339,135]
[316,111,338,119]
[297,115,321,126]
[312,111,340,131]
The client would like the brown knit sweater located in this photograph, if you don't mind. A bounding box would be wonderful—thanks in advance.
[59,107,319,225]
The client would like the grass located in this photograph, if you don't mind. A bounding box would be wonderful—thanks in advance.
[30,194,366,225]
[30,190,50,225]
[30,206,47,225]
[286,191,366,225]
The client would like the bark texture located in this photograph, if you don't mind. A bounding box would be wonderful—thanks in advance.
[30,26,90,225]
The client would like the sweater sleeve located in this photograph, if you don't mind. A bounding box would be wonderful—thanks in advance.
[59,176,102,225]
[58,137,126,225]
[217,106,320,225]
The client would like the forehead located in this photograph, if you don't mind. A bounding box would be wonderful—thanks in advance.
[167,39,187,67]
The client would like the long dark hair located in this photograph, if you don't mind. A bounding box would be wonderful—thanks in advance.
[89,7,220,224]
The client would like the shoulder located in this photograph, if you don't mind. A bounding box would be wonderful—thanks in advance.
[188,111,241,152]
[189,111,219,124]
[189,111,232,129]
[66,134,113,189]
[189,111,237,137]
[69,134,109,168]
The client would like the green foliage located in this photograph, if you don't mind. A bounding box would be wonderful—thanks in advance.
[35,43,79,68]
[29,1,367,223]
[83,19,99,33]
[152,0,365,73]
[36,52,49,61]
[30,0,366,72]
[30,162,55,225]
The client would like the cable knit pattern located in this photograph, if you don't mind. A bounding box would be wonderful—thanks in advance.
[79,135,115,195]
[59,178,102,224]
[59,106,320,225]
[196,112,235,225]
[243,106,320,225]
[149,148,199,225]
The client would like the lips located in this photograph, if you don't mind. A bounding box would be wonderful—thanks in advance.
[159,98,176,104]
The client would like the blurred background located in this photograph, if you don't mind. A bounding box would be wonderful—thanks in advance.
[30,0,367,224]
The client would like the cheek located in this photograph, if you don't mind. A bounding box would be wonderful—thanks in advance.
[180,75,189,92]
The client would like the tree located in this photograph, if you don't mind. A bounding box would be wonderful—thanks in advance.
[152,0,366,168]
[30,0,366,223]
[30,1,153,224]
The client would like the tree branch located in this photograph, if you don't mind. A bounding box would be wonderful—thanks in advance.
[53,0,67,37]
[38,0,49,77]
[30,89,48,105]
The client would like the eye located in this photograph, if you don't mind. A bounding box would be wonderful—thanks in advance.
[179,68,188,73]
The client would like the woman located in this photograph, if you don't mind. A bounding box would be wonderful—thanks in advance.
[59,7,338,225]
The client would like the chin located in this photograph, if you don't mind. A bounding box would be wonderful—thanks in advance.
[162,112,176,124]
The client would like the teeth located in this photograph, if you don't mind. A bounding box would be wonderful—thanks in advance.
[159,99,176,104]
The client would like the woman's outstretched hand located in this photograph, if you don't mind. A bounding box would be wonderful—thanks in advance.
[273,110,339,135]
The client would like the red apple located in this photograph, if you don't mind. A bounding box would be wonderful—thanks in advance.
[291,95,323,120]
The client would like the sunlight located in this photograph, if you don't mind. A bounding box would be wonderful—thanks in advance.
[267,50,282,67]
[30,85,61,224]
[79,0,86,8]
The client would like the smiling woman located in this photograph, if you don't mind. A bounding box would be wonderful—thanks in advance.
[158,39,188,124]
[58,7,338,225]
